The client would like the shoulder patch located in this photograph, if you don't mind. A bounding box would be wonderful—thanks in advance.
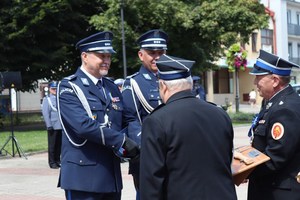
[271,122,284,140]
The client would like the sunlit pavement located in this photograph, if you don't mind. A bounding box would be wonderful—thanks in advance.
[0,104,256,200]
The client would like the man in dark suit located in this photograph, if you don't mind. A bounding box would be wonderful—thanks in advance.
[247,50,300,200]
[57,31,139,200]
[140,54,237,200]
[122,29,168,199]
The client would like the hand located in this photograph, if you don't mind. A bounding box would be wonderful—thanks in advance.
[47,126,53,131]
[121,136,140,159]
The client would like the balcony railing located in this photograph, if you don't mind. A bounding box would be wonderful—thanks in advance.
[289,57,300,65]
[288,24,300,36]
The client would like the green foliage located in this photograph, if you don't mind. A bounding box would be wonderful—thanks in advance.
[228,111,255,124]
[91,0,268,74]
[0,0,103,91]
[0,0,269,90]
[0,130,47,155]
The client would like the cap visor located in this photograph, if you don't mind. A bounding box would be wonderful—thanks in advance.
[249,67,270,75]
[95,49,116,54]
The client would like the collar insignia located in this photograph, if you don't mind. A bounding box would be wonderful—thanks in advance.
[143,74,152,80]
[81,78,89,86]
[266,102,273,109]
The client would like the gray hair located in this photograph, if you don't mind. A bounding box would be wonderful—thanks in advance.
[163,76,193,92]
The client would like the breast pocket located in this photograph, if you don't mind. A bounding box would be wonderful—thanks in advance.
[254,123,268,137]
[88,98,105,122]
[148,89,161,102]
[253,123,268,150]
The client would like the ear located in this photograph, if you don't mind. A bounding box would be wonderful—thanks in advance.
[272,75,280,88]
[81,52,88,62]
[159,81,168,101]
[138,50,143,61]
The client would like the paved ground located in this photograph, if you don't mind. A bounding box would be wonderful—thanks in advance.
[0,104,259,200]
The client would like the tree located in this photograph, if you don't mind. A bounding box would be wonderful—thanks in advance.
[0,0,103,91]
[0,0,268,91]
[90,0,268,75]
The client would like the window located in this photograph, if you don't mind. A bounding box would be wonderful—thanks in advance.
[297,12,300,25]
[287,10,292,24]
[251,33,258,52]
[288,43,293,59]
[213,69,231,94]
[261,29,273,46]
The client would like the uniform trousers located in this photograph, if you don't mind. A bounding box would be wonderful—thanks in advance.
[47,129,62,166]
[65,190,121,200]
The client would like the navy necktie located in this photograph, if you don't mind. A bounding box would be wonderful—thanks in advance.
[96,80,106,99]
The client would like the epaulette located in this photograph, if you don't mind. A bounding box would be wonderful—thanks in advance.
[64,74,77,81]
[103,76,114,83]
[125,72,139,79]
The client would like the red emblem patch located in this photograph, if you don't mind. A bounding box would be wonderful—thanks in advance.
[271,122,284,140]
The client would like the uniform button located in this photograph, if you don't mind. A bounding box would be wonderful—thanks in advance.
[112,145,115,148]
[106,108,109,112]
[79,160,83,163]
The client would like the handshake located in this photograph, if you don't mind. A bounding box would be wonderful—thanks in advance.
[117,136,140,160]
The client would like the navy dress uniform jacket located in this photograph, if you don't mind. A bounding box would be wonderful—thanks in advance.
[122,66,160,174]
[140,90,237,200]
[57,68,125,193]
[248,85,300,200]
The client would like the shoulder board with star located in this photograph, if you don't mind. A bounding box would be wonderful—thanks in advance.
[126,72,139,79]
[103,76,114,83]
[64,74,77,81]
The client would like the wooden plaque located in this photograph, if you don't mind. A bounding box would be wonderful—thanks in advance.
[231,145,270,186]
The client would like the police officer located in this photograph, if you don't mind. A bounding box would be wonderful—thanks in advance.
[247,50,300,200]
[122,29,168,199]
[192,75,206,100]
[114,78,124,91]
[140,54,237,200]
[41,81,62,169]
[57,31,139,200]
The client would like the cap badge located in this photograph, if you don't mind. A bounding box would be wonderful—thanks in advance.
[154,30,160,37]
[105,32,110,39]
[271,122,284,140]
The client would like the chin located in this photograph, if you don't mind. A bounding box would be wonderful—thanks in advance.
[100,70,108,76]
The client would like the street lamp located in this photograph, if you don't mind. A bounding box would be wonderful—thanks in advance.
[120,0,127,78]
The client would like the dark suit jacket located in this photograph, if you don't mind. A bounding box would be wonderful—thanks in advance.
[248,85,300,200]
[140,90,237,200]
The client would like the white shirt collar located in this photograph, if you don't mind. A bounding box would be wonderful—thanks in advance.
[80,66,102,85]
